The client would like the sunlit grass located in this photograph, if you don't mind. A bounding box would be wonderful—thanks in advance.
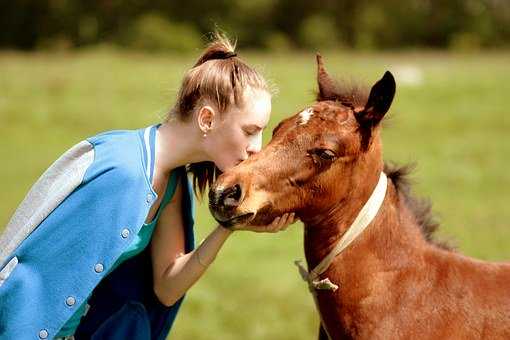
[0,48,509,339]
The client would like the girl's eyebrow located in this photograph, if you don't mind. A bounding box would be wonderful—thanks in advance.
[243,124,265,130]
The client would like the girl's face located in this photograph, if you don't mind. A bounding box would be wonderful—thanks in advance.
[203,87,271,172]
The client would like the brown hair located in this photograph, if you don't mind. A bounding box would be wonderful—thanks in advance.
[165,32,270,198]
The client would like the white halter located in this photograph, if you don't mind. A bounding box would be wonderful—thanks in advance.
[296,172,388,291]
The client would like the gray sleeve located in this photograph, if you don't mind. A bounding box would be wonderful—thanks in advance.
[0,140,95,270]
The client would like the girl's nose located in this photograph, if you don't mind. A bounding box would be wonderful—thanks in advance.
[246,142,261,155]
[246,133,262,155]
[246,149,258,157]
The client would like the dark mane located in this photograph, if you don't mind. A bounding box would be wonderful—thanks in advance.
[384,162,454,251]
[315,76,370,110]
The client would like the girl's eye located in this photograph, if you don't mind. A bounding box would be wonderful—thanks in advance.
[244,129,257,136]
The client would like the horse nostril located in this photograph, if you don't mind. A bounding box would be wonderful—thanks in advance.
[220,184,242,209]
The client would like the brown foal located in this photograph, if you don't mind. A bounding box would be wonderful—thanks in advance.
[209,54,510,339]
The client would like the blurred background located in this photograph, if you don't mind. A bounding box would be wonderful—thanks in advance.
[2,0,510,51]
[1,1,509,339]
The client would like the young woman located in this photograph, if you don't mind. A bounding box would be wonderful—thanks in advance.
[0,34,295,340]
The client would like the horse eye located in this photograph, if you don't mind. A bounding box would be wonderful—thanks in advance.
[316,149,336,160]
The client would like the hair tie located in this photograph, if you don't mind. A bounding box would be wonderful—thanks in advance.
[210,51,237,60]
[194,50,238,67]
[224,52,237,59]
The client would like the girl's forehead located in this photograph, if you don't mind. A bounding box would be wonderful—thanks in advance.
[230,88,271,125]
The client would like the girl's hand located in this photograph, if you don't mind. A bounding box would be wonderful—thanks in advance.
[234,212,297,233]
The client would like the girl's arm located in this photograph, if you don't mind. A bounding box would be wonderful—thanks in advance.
[150,180,294,307]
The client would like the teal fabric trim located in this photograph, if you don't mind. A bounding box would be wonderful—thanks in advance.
[56,168,179,337]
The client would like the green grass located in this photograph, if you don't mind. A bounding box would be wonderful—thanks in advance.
[1,48,509,339]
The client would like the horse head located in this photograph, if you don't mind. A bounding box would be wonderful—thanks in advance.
[209,54,396,229]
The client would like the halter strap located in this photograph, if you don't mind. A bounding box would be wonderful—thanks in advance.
[296,172,388,291]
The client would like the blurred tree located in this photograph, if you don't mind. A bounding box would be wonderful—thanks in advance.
[127,13,202,52]
[0,0,508,51]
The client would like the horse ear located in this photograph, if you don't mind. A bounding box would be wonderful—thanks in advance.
[356,71,396,127]
[316,53,337,101]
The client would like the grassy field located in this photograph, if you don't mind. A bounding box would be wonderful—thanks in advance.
[1,48,509,339]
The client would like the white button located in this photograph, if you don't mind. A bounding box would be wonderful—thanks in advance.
[94,263,104,273]
[121,228,130,238]
[38,329,48,339]
[146,193,154,203]
[66,296,76,306]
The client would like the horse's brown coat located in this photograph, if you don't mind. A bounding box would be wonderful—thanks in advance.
[209,55,510,339]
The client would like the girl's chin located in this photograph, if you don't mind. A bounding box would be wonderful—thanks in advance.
[217,159,243,172]
[216,163,229,172]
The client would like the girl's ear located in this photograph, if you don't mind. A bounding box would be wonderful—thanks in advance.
[197,105,216,133]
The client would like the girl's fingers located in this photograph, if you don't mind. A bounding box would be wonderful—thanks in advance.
[286,212,295,225]
[282,213,292,228]
[283,213,295,229]
[277,214,287,229]
[283,212,293,225]
[268,216,281,232]
[290,212,297,224]
[274,215,286,231]
[251,212,297,233]
[272,214,288,232]
[274,213,292,232]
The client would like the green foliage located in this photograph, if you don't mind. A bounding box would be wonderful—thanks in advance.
[1,1,509,51]
[450,32,483,51]
[298,14,340,50]
[354,4,388,50]
[264,32,294,51]
[128,14,202,52]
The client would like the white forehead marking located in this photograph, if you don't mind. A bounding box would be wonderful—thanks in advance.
[298,107,314,125]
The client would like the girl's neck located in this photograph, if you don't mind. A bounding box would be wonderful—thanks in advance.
[154,119,207,175]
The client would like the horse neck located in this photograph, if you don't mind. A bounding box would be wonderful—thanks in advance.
[303,175,428,272]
